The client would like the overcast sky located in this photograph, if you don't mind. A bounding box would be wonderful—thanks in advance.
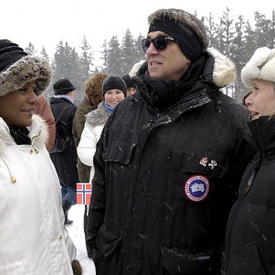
[1,0,274,66]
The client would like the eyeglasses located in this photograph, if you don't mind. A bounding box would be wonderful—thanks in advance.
[141,36,176,52]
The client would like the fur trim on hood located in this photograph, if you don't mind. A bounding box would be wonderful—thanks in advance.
[208,48,236,87]
[0,114,49,154]
[241,47,275,88]
[129,60,146,78]
[0,56,52,97]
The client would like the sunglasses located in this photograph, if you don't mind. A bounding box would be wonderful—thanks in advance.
[142,36,176,52]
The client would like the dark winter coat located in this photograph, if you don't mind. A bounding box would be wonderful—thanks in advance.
[86,49,255,275]
[72,97,94,183]
[223,116,275,275]
[50,97,79,188]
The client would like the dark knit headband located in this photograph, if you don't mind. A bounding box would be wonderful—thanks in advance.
[149,18,203,61]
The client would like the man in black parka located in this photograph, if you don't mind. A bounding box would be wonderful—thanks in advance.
[86,8,255,275]
[50,78,79,225]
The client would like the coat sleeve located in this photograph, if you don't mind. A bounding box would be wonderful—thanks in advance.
[77,121,98,167]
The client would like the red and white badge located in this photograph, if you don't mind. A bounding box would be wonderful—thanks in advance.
[184,175,209,202]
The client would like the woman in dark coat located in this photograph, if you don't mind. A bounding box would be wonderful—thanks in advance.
[223,47,275,275]
[50,78,79,225]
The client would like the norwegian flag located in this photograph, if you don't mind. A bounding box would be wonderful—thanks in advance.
[76,183,92,204]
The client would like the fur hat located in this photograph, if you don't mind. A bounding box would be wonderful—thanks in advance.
[148,9,208,61]
[53,78,76,95]
[241,47,275,88]
[102,75,127,97]
[85,73,108,107]
[0,39,52,97]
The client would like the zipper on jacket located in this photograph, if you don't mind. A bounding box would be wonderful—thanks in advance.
[0,156,16,183]
[30,131,41,153]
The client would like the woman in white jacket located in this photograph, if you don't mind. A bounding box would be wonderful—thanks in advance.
[77,75,127,182]
[0,39,80,275]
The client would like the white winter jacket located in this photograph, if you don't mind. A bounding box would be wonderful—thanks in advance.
[77,102,109,182]
[0,115,76,275]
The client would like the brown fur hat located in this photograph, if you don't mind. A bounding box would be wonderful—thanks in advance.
[85,73,108,108]
[0,39,52,97]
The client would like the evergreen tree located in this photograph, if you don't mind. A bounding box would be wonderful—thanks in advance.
[103,35,123,76]
[40,46,49,62]
[121,29,136,75]
[134,33,145,63]
[101,40,108,74]
[254,12,273,48]
[231,16,247,101]
[204,13,217,48]
[25,42,36,55]
[80,36,93,78]
[52,41,82,104]
[218,8,235,96]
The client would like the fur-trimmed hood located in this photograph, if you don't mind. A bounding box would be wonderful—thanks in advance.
[129,60,146,78]
[207,48,236,87]
[0,114,48,154]
[0,55,52,97]
[85,102,110,127]
[241,47,275,88]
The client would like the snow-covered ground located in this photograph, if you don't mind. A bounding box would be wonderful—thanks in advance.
[66,205,96,275]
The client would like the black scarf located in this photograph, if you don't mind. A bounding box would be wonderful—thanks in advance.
[139,54,207,111]
[8,125,31,145]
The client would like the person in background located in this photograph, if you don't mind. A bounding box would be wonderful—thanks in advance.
[72,73,107,254]
[86,8,254,275]
[77,75,126,258]
[50,78,79,225]
[34,94,56,150]
[122,60,146,97]
[77,75,127,182]
[122,74,137,96]
[73,73,108,186]
[223,47,275,275]
[0,39,81,275]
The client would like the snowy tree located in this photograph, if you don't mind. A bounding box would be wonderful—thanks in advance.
[52,41,83,104]
[134,33,146,63]
[103,35,123,76]
[40,47,49,62]
[121,29,136,75]
[25,42,36,55]
[80,36,93,78]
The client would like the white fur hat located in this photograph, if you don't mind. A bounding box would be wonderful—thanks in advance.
[241,47,275,88]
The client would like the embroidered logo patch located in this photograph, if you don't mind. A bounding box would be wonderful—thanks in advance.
[184,175,209,202]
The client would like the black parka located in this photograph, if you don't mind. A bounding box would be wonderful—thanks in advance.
[223,116,275,275]
[87,51,254,275]
[50,97,79,188]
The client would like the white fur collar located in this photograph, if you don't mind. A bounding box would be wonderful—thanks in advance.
[0,114,48,154]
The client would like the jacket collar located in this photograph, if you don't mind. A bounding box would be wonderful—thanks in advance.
[0,114,48,154]
[248,116,275,154]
